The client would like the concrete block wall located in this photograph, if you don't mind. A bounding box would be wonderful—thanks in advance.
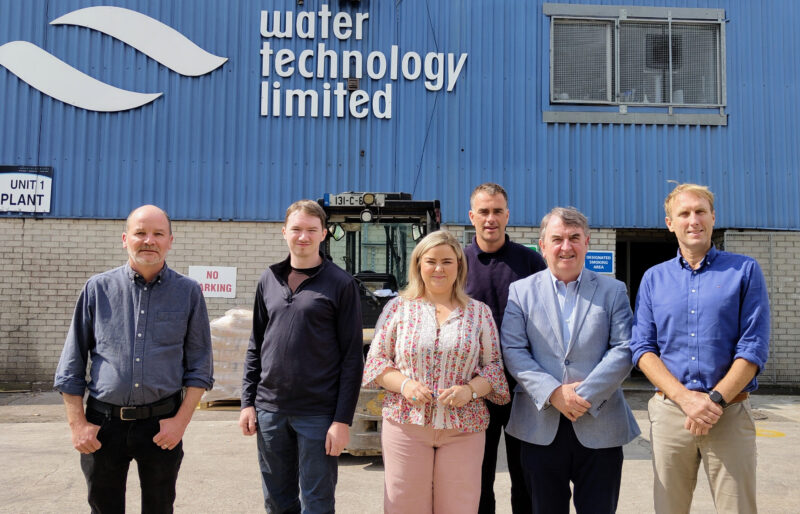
[0,218,287,386]
[4,218,795,387]
[0,218,616,387]
[723,231,800,386]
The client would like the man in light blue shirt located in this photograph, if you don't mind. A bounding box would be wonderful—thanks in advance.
[631,184,769,514]
[502,206,639,513]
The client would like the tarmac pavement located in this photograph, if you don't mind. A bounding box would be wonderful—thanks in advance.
[1,390,798,513]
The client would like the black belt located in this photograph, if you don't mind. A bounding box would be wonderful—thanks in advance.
[87,392,181,421]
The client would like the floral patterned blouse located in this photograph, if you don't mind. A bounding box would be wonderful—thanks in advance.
[362,296,510,432]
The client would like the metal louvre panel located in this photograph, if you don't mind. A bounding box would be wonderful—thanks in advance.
[551,19,613,103]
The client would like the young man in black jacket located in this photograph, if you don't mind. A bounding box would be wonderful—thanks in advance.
[239,199,363,513]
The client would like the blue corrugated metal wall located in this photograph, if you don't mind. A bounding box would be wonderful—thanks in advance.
[1,0,798,228]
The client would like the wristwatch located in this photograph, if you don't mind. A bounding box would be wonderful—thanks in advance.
[708,390,728,408]
[467,384,478,401]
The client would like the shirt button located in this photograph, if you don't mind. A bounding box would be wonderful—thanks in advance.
[691,333,695,337]
[691,310,695,314]
[135,358,140,362]
[691,289,696,293]
[140,310,145,314]
[144,287,148,291]
[134,383,140,388]
[138,333,142,337]
[692,379,698,383]
[691,356,696,360]
[565,359,571,365]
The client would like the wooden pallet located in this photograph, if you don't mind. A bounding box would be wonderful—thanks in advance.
[198,400,240,411]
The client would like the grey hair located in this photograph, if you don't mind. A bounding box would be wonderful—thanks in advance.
[539,206,590,239]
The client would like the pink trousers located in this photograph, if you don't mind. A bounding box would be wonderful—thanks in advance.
[381,419,485,514]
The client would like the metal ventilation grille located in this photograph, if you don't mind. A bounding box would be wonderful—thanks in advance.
[619,21,719,105]
[551,19,614,103]
[553,18,720,106]
[619,22,664,104]
[671,23,719,105]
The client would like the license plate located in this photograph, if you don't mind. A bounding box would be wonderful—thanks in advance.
[324,193,385,207]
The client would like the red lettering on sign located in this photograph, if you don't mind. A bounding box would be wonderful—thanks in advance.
[201,282,232,293]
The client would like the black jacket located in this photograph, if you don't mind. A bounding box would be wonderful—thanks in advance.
[242,256,364,424]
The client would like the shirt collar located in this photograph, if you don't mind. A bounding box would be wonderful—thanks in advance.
[472,234,510,256]
[548,268,584,290]
[676,245,717,271]
[125,262,169,284]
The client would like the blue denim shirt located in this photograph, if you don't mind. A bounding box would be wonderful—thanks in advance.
[54,263,214,405]
[631,246,770,392]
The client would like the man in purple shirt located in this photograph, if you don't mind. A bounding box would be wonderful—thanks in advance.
[464,183,546,514]
[631,184,770,514]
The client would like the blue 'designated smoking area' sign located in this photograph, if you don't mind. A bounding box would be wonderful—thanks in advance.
[585,251,614,274]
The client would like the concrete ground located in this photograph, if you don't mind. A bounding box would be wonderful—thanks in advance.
[0,390,798,513]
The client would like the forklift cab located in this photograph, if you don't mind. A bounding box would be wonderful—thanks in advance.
[319,192,440,329]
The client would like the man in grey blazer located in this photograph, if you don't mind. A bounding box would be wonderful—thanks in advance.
[501,206,640,514]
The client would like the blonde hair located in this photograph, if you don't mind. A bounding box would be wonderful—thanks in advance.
[664,183,715,218]
[401,230,470,308]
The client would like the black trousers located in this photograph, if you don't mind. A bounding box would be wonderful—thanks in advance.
[478,399,531,514]
[81,408,184,514]
[520,415,623,514]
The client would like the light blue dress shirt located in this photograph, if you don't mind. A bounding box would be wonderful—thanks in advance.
[549,270,583,345]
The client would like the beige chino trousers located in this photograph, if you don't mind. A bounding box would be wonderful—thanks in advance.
[648,392,757,514]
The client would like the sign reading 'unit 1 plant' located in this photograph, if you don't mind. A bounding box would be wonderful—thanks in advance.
[0,166,52,213]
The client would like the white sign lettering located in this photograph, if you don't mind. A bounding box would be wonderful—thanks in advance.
[259,4,468,119]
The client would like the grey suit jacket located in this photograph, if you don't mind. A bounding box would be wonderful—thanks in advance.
[501,269,640,448]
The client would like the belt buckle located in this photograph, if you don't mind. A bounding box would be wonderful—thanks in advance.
[119,406,137,421]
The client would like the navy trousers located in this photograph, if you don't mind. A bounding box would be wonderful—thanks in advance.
[479,400,531,514]
[255,409,338,514]
[520,415,623,514]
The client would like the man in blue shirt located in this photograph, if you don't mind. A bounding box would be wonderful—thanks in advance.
[631,184,770,514]
[464,183,545,514]
[54,204,214,513]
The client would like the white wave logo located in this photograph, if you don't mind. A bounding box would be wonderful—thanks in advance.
[0,6,227,112]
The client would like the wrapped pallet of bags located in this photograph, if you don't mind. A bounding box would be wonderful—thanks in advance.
[201,307,253,403]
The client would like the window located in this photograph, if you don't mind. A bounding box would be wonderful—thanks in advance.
[544,3,726,125]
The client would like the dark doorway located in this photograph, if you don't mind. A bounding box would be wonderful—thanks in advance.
[616,230,678,381]
[615,230,678,309]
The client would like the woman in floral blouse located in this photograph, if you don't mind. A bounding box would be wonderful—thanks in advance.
[363,230,510,513]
